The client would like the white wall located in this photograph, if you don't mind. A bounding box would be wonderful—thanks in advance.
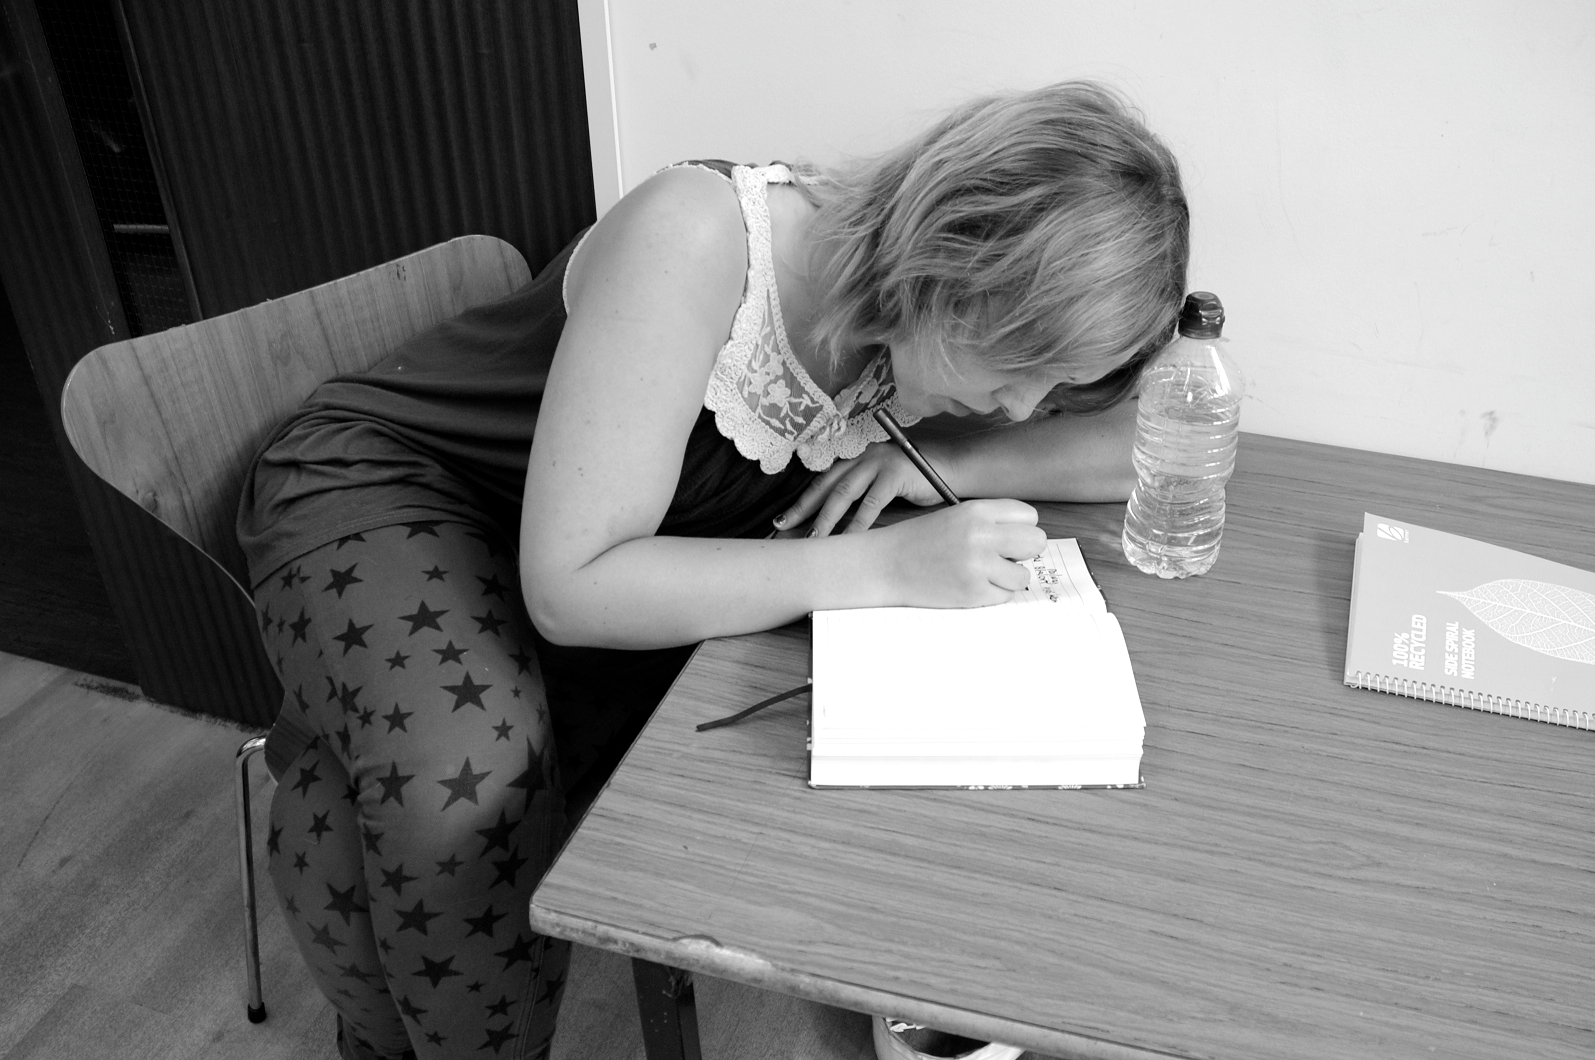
[578,1,1595,485]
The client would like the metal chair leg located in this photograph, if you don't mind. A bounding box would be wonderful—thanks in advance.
[236,736,269,1023]
[631,958,703,1060]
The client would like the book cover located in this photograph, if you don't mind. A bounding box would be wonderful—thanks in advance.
[1344,512,1595,729]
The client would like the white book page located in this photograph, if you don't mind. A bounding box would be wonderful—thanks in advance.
[811,606,1144,754]
[1011,539,1106,610]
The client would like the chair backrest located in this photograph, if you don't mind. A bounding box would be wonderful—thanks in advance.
[61,234,532,595]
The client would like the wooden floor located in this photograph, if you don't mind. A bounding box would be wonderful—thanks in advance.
[0,650,888,1060]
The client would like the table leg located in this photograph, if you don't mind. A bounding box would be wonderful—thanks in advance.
[630,957,703,1060]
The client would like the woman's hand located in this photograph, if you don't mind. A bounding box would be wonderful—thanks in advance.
[773,440,950,538]
[873,499,1047,608]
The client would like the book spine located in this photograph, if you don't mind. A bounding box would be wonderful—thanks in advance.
[1345,671,1593,730]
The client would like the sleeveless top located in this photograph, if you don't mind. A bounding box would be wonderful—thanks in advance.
[235,160,916,588]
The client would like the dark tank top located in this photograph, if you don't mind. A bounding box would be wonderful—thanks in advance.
[236,163,817,589]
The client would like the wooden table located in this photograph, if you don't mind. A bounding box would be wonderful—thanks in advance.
[529,434,1595,1060]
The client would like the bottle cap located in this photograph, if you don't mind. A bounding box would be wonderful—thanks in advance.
[1178,292,1224,338]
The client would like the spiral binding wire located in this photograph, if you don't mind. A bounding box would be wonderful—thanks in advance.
[1346,672,1593,730]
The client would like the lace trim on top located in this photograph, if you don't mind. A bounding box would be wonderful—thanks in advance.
[702,164,920,474]
[562,162,921,475]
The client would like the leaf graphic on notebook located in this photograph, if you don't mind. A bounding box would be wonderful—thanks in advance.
[1439,580,1595,664]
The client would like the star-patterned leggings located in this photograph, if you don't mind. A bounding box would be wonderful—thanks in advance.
[255,520,572,1060]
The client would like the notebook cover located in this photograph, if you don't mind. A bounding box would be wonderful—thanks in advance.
[1343,512,1595,728]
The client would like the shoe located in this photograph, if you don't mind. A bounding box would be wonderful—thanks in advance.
[872,1016,1024,1060]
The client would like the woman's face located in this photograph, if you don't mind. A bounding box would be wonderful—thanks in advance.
[888,335,1079,421]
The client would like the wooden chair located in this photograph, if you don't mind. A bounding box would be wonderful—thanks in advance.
[59,235,533,1022]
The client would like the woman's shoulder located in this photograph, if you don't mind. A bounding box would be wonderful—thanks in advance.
[564,165,747,314]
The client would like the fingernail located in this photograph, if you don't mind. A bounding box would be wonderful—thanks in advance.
[806,528,818,538]
[773,513,787,527]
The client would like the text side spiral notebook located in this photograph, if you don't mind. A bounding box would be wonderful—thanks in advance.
[809,539,1146,788]
[1344,512,1595,729]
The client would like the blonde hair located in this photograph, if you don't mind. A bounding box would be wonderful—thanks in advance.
[795,81,1188,414]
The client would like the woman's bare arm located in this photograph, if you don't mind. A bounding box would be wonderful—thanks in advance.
[518,168,1044,649]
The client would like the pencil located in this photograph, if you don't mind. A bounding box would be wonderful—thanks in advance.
[873,408,961,506]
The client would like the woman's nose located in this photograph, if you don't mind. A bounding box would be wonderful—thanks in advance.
[997,385,1044,421]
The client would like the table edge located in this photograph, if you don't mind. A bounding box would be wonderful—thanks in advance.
[528,902,1191,1060]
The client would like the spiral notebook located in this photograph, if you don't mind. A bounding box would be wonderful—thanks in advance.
[809,539,1146,788]
[1344,513,1595,729]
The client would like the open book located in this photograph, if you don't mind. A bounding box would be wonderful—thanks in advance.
[1344,513,1595,729]
[809,540,1146,788]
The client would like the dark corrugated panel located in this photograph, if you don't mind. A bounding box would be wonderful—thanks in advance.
[0,0,281,726]
[119,0,594,317]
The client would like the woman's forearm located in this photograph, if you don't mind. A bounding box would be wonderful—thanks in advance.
[930,400,1138,503]
[523,532,888,649]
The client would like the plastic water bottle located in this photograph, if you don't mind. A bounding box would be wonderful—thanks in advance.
[1122,292,1242,578]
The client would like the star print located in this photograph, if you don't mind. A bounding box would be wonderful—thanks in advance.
[472,610,507,637]
[395,898,444,935]
[441,672,492,712]
[334,724,353,757]
[279,565,301,590]
[292,761,323,797]
[397,600,448,635]
[361,826,384,855]
[385,649,410,670]
[324,882,369,925]
[336,532,366,549]
[283,895,299,917]
[380,937,394,955]
[477,573,512,600]
[534,974,562,1005]
[382,703,414,733]
[436,854,464,876]
[437,759,492,809]
[490,846,529,889]
[397,994,427,1023]
[463,904,507,939]
[309,921,345,954]
[380,863,420,896]
[423,565,448,582]
[325,676,339,702]
[324,563,363,597]
[432,640,468,665]
[267,824,283,855]
[425,1032,445,1046]
[338,962,380,984]
[293,684,311,712]
[337,681,363,713]
[412,954,464,988]
[259,603,273,633]
[485,994,515,1018]
[494,933,536,969]
[509,649,534,676]
[375,761,415,805]
[505,738,545,809]
[475,809,519,855]
[308,812,333,840]
[342,782,360,807]
[466,528,507,558]
[357,706,376,728]
[479,1024,516,1054]
[332,618,373,655]
[293,852,309,874]
[510,686,521,699]
[491,719,513,741]
[402,520,444,538]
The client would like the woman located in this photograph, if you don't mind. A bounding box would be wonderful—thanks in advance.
[239,79,1187,1060]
